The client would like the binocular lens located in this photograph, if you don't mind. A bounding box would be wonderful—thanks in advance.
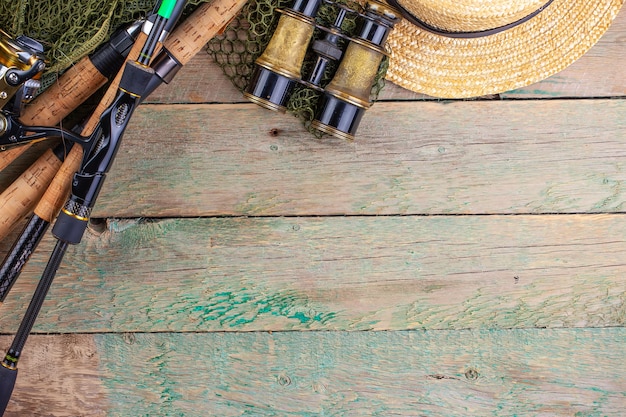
[244,66,298,112]
[311,94,365,141]
[244,6,319,113]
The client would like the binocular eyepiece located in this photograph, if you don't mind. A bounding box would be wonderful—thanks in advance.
[244,0,401,140]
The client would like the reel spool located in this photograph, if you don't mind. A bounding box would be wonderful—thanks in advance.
[0,29,46,114]
[0,30,46,150]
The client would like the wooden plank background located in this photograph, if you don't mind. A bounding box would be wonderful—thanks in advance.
[0,6,625,417]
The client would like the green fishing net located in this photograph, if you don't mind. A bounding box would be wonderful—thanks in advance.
[0,0,212,89]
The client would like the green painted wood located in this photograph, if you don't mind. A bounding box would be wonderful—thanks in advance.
[91,98,626,217]
[2,215,625,333]
[4,329,626,416]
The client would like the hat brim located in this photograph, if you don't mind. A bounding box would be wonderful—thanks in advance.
[385,0,624,98]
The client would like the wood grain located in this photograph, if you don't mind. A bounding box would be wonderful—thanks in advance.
[1,214,625,333]
[0,5,623,416]
[2,329,626,416]
[0,334,108,417]
[86,99,626,217]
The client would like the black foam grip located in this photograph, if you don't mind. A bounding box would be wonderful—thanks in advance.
[51,211,88,245]
[90,25,137,78]
[90,44,125,79]
[0,365,18,415]
[0,216,48,302]
[119,61,155,97]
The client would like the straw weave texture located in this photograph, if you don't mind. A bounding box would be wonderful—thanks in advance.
[406,0,547,32]
[385,0,624,98]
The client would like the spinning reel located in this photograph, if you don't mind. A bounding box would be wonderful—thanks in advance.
[0,30,45,112]
[0,30,49,150]
[0,23,146,154]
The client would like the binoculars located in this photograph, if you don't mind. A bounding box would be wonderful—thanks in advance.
[244,0,401,140]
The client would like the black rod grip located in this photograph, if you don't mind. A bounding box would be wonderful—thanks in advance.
[0,215,49,302]
[90,22,141,78]
[52,210,88,245]
[0,365,18,415]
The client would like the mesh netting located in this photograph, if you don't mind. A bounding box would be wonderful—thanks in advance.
[0,0,212,89]
[207,0,389,136]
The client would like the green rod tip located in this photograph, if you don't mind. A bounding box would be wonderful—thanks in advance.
[157,0,179,18]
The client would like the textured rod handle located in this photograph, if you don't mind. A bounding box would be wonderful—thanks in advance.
[0,365,17,415]
[164,0,248,66]
[22,58,109,127]
[31,31,149,227]
[32,146,82,223]
[0,148,64,241]
[0,56,109,171]
[0,215,48,302]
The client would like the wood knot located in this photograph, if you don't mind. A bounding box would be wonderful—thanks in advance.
[277,373,292,386]
[269,128,280,137]
[87,218,107,235]
[465,368,479,381]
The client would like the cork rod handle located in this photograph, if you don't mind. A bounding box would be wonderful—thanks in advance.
[0,149,64,239]
[0,56,109,171]
[164,0,248,65]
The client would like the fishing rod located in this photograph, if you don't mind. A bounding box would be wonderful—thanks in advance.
[0,19,146,172]
[0,0,189,303]
[0,20,146,304]
[0,0,247,306]
[0,0,249,408]
[0,0,186,413]
[0,31,147,303]
[0,20,144,245]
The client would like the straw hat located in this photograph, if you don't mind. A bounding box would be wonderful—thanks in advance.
[384,0,624,98]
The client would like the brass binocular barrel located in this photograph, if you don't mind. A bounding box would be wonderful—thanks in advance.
[244,0,401,140]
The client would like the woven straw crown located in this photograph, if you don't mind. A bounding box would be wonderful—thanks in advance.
[385,0,624,98]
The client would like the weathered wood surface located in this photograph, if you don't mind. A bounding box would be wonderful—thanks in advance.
[0,6,625,417]
[3,329,626,416]
[1,214,626,333]
[91,99,626,217]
